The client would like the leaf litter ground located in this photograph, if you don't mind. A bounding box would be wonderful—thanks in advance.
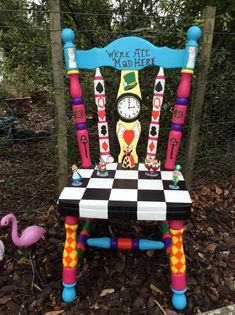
[0,140,234,315]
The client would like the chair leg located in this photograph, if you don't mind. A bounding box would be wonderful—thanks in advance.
[62,216,79,303]
[169,220,187,310]
[161,222,172,257]
[77,220,92,265]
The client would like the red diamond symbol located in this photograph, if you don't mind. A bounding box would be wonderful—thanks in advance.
[66,246,73,254]
[67,237,73,244]
[65,256,73,265]
[149,142,155,152]
[102,141,108,151]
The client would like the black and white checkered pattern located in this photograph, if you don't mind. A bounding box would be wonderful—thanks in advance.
[58,163,192,220]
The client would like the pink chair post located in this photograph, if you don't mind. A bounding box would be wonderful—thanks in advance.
[69,72,92,168]
[62,216,79,302]
[164,26,201,171]
[164,70,192,170]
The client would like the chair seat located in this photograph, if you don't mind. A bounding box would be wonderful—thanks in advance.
[58,163,192,220]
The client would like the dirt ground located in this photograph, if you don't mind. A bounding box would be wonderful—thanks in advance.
[0,139,234,315]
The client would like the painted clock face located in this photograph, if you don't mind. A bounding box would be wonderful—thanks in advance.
[117,94,141,122]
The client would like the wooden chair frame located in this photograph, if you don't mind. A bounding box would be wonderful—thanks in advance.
[59,26,201,310]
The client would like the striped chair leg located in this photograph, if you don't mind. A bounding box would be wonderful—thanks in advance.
[77,220,92,265]
[169,220,187,310]
[161,222,172,258]
[62,216,78,303]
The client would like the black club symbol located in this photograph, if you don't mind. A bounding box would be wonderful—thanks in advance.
[150,126,157,136]
[101,125,107,136]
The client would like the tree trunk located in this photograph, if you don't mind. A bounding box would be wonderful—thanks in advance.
[185,5,216,188]
[49,0,68,192]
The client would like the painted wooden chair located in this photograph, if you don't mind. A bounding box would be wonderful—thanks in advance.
[58,26,201,310]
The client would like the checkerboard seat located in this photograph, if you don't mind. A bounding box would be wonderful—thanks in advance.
[58,163,192,220]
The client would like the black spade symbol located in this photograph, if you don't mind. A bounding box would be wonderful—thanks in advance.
[150,126,157,136]
[155,81,163,92]
[101,125,107,136]
[96,82,104,93]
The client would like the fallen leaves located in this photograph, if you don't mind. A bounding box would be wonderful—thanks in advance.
[0,296,12,305]
[150,283,164,295]
[100,288,115,297]
[206,286,219,302]
[215,186,222,195]
[44,311,65,315]
[0,139,234,314]
[205,243,218,252]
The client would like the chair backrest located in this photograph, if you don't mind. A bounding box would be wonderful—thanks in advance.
[61,26,201,170]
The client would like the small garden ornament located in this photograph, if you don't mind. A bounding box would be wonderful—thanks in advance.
[96,157,109,177]
[0,213,46,248]
[0,213,46,291]
[169,165,182,189]
[71,164,83,186]
[144,157,161,177]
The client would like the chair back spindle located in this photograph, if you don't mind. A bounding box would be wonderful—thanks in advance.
[93,68,112,162]
[116,70,142,167]
[146,67,165,159]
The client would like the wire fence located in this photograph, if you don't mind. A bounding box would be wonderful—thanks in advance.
[0,5,234,203]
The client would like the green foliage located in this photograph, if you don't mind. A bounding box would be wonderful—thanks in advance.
[0,0,50,97]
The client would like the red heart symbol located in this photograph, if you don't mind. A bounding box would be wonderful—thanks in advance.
[152,111,159,120]
[98,110,106,120]
[123,130,134,145]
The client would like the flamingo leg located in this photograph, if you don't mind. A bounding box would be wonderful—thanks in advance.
[62,216,78,302]
[169,220,187,310]
[29,244,45,291]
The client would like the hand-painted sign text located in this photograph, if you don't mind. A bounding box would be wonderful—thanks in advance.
[106,48,155,68]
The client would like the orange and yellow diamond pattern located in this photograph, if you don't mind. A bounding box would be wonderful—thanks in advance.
[63,224,78,268]
[170,228,186,274]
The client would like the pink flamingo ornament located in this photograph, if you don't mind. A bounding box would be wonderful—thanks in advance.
[0,213,46,248]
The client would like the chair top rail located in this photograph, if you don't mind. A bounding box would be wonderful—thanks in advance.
[61,26,201,71]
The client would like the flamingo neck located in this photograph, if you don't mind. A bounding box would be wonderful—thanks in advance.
[10,215,21,246]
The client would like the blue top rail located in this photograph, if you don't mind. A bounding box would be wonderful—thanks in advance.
[61,26,201,71]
